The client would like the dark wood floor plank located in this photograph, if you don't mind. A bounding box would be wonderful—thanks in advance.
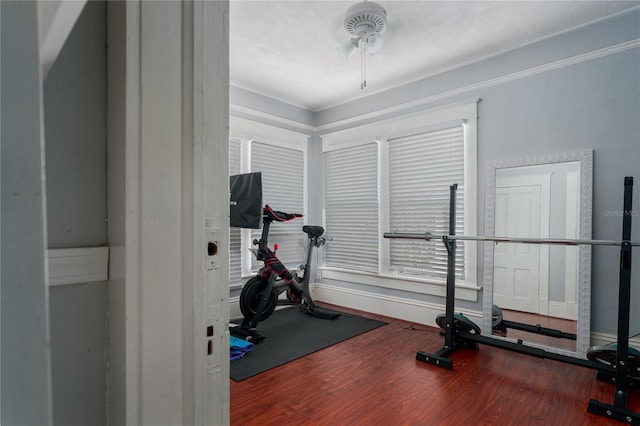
[231,304,639,425]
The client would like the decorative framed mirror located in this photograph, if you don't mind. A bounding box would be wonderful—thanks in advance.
[483,150,593,358]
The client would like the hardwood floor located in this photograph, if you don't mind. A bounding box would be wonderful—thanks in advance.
[231,304,639,425]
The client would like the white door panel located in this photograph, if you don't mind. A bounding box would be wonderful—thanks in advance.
[493,185,542,312]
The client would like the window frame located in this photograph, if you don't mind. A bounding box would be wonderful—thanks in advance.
[320,101,479,301]
[229,116,309,286]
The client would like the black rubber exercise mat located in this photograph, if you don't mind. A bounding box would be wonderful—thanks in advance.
[230,306,387,381]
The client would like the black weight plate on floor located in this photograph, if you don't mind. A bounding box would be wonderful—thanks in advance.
[492,305,503,328]
[587,345,640,377]
[436,313,481,335]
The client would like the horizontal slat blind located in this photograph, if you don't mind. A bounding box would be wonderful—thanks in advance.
[388,126,465,280]
[324,143,379,272]
[251,141,305,269]
[229,138,242,288]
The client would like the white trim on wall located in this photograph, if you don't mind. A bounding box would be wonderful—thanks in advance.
[591,331,640,348]
[319,267,480,302]
[229,104,316,133]
[313,282,482,327]
[321,101,478,151]
[48,247,109,286]
[229,115,309,149]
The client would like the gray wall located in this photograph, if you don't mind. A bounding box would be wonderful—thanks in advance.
[49,282,108,426]
[44,2,108,425]
[232,9,640,336]
[1,2,53,423]
[474,24,640,334]
[45,2,107,248]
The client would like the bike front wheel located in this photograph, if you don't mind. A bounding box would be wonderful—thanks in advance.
[239,276,278,322]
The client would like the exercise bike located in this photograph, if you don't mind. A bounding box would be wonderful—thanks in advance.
[230,205,340,343]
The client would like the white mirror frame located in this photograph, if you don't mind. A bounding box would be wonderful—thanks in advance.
[483,149,593,358]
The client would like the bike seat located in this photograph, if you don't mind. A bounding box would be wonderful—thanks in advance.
[263,205,303,222]
[303,225,324,238]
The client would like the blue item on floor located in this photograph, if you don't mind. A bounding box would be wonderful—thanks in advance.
[230,336,255,361]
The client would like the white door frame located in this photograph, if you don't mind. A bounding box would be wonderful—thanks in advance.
[107,2,230,424]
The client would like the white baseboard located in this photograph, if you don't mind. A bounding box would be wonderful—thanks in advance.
[312,282,482,327]
[590,331,640,349]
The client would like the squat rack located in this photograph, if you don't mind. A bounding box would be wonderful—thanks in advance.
[384,177,639,425]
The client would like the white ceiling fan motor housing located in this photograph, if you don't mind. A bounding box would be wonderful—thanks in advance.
[344,1,387,39]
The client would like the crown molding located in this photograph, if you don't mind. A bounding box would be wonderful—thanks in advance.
[313,39,640,132]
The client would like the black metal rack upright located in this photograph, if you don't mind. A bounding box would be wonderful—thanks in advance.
[587,177,638,424]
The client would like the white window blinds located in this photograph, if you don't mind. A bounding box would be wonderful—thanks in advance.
[251,141,305,269]
[229,138,242,288]
[324,142,379,272]
[388,126,465,280]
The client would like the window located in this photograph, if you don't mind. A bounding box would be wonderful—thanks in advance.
[388,126,465,281]
[324,142,379,273]
[229,117,308,289]
[321,102,478,300]
[250,141,305,270]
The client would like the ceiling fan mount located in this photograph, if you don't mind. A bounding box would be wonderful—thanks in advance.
[344,1,387,38]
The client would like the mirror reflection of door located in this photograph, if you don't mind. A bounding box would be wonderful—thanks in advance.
[493,174,550,315]
[492,162,581,351]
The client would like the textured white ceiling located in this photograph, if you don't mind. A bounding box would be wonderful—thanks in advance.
[230,1,638,111]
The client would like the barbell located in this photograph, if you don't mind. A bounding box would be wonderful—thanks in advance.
[383,232,640,247]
